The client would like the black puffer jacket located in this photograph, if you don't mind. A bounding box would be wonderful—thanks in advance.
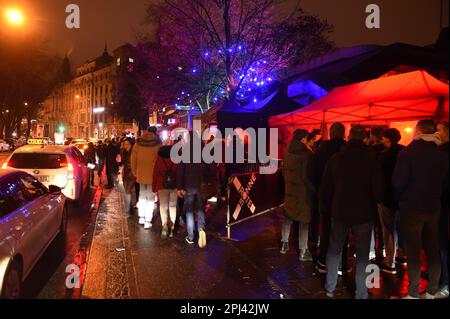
[320,139,385,225]
[393,138,448,213]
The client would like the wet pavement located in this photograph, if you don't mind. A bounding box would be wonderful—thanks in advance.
[1,149,431,299]
[81,182,427,299]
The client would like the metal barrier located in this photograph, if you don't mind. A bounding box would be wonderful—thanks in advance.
[226,162,285,240]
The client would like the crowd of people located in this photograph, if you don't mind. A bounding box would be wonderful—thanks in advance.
[282,119,449,299]
[87,127,218,248]
[83,119,448,300]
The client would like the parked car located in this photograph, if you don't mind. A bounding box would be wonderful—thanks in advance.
[0,140,10,152]
[2,143,90,201]
[0,169,67,298]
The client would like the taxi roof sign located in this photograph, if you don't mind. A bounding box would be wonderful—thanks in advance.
[27,138,48,145]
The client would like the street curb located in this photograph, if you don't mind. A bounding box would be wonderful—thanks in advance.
[68,184,103,299]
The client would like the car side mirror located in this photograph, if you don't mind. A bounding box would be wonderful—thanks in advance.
[48,185,62,195]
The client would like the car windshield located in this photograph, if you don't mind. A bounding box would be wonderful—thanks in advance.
[9,153,68,169]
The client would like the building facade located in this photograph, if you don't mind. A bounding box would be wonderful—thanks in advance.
[41,44,136,140]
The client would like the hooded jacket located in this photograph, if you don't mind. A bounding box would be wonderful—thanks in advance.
[282,139,314,223]
[131,132,160,185]
[393,135,448,213]
[320,139,385,225]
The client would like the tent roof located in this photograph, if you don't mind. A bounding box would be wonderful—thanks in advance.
[269,70,449,127]
[286,43,449,99]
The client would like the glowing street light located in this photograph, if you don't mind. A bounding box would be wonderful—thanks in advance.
[5,8,25,26]
[93,107,105,113]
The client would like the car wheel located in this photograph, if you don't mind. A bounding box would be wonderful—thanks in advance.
[1,260,22,299]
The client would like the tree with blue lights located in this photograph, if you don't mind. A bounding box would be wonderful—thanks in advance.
[144,0,334,113]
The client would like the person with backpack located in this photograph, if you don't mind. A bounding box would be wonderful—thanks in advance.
[153,145,177,239]
[176,131,217,248]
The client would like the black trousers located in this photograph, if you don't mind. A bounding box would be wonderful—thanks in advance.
[310,196,320,246]
[400,210,441,297]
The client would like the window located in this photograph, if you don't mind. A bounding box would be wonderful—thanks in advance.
[129,58,134,63]
[70,147,86,164]
[116,58,121,66]
[0,175,28,217]
[8,153,68,169]
[19,173,47,202]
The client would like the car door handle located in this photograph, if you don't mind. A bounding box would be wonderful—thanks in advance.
[15,222,24,231]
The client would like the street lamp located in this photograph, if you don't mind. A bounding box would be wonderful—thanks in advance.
[5,8,25,26]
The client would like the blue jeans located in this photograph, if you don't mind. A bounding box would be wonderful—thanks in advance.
[325,218,373,299]
[184,189,206,240]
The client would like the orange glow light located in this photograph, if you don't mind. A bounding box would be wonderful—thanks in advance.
[5,8,25,26]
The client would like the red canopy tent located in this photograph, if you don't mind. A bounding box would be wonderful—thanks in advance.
[269,70,449,156]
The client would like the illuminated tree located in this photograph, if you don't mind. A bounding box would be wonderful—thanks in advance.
[144,0,334,112]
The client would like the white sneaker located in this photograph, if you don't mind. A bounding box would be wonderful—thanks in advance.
[435,287,449,299]
[401,295,419,299]
[198,229,207,248]
[144,222,152,229]
[420,292,436,299]
[138,217,145,225]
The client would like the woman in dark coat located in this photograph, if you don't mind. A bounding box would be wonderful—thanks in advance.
[281,129,315,261]
[120,138,136,214]
[105,139,120,189]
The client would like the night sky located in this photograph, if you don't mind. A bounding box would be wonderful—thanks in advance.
[2,0,449,67]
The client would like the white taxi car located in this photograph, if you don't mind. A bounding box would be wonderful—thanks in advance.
[0,169,67,298]
[1,142,90,201]
[0,140,10,152]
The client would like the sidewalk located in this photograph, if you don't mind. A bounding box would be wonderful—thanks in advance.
[81,184,414,299]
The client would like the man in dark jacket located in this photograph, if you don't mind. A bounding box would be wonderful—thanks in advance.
[321,126,385,299]
[370,127,386,261]
[96,140,106,179]
[393,119,448,299]
[436,121,449,298]
[105,139,120,189]
[377,128,405,275]
[310,122,347,273]
[176,131,216,248]
[84,142,97,187]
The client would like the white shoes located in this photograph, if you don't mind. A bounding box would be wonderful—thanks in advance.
[138,217,145,225]
[401,295,419,299]
[144,222,152,229]
[198,229,207,248]
[420,292,436,299]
